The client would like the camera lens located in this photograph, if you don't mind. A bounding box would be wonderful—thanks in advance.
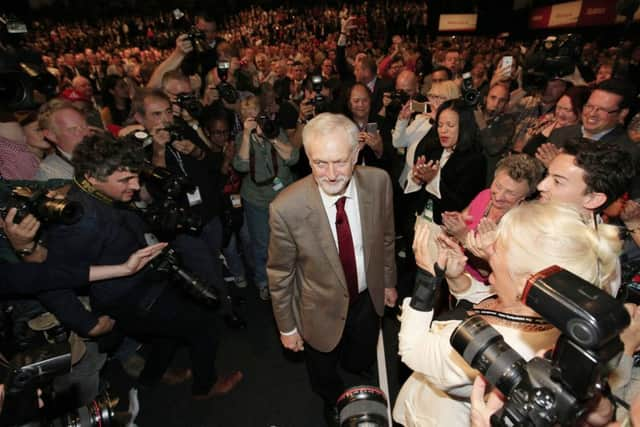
[39,199,83,225]
[337,385,388,427]
[451,316,527,396]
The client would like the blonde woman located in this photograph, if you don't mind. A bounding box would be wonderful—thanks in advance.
[393,201,621,426]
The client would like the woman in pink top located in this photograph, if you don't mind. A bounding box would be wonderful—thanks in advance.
[442,154,545,283]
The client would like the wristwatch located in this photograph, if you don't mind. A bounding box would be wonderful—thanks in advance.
[15,240,38,257]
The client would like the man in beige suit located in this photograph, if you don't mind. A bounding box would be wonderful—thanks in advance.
[268,113,397,425]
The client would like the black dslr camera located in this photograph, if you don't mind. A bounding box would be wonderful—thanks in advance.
[216,60,239,104]
[0,187,83,225]
[309,75,330,114]
[461,72,480,107]
[175,92,203,119]
[256,113,280,140]
[451,266,630,427]
[387,89,411,116]
[0,342,126,427]
[148,247,219,308]
[139,165,202,238]
[186,27,207,54]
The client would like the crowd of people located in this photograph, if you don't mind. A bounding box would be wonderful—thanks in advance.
[2,1,640,426]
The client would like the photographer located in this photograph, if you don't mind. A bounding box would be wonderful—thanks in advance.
[233,95,298,301]
[133,85,244,327]
[392,201,621,426]
[43,132,242,399]
[474,83,517,184]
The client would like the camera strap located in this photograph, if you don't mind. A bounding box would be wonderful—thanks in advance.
[249,140,279,186]
[167,146,188,177]
[74,177,114,206]
[471,308,549,326]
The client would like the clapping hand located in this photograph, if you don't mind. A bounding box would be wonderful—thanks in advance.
[465,218,497,260]
[442,211,472,242]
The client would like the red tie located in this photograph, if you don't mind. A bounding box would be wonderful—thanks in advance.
[335,196,359,303]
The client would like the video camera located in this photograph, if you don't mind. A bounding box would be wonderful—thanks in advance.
[461,72,480,108]
[138,165,202,238]
[216,61,239,104]
[451,266,630,427]
[0,16,57,111]
[0,187,83,225]
[0,342,127,427]
[523,34,582,91]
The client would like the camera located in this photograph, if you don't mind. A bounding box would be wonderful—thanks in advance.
[186,27,207,54]
[256,113,280,139]
[149,247,219,308]
[450,266,630,427]
[216,61,239,104]
[337,385,389,427]
[387,89,411,116]
[0,18,57,111]
[523,34,582,91]
[461,72,480,107]
[175,92,203,119]
[0,187,83,225]
[139,165,202,238]
[309,75,330,114]
[0,342,126,426]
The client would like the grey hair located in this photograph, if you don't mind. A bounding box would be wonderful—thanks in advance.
[302,113,359,152]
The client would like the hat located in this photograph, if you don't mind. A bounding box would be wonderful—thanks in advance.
[59,88,90,103]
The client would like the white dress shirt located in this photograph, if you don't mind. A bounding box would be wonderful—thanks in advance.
[318,178,368,294]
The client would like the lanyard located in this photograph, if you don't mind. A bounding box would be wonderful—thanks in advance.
[167,145,188,177]
[249,139,279,186]
[471,308,549,325]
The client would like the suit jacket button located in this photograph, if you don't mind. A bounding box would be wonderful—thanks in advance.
[344,294,348,298]
[341,316,346,320]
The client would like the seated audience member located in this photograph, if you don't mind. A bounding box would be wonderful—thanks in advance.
[519,85,590,165]
[0,113,42,180]
[100,74,132,127]
[393,201,621,426]
[442,154,545,286]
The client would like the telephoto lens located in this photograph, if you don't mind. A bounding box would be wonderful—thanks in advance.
[450,315,527,396]
[336,385,388,427]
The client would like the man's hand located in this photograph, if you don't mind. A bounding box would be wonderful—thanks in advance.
[340,17,357,34]
[123,243,168,275]
[359,131,383,158]
[384,288,398,307]
[172,139,198,156]
[243,117,258,134]
[398,101,412,121]
[0,208,40,252]
[280,332,304,352]
[175,34,193,56]
[299,100,314,122]
[474,106,487,130]
[88,315,115,337]
[535,143,560,167]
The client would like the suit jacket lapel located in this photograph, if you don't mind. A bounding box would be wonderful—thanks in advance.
[353,168,374,274]
[303,178,348,290]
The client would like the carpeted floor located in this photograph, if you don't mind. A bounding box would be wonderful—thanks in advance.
[103,276,411,427]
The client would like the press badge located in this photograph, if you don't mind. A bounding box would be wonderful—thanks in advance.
[230,194,242,208]
[187,186,203,206]
[272,177,284,192]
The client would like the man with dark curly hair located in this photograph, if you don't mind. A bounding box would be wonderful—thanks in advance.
[43,132,242,399]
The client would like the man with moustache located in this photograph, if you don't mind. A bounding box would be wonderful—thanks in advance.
[267,113,397,426]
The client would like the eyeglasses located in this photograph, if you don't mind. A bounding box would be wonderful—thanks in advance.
[583,104,620,115]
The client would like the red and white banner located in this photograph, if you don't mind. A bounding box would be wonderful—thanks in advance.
[438,14,478,32]
[529,0,629,29]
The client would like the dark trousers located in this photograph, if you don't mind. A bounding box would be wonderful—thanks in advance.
[304,290,380,405]
[106,287,219,395]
